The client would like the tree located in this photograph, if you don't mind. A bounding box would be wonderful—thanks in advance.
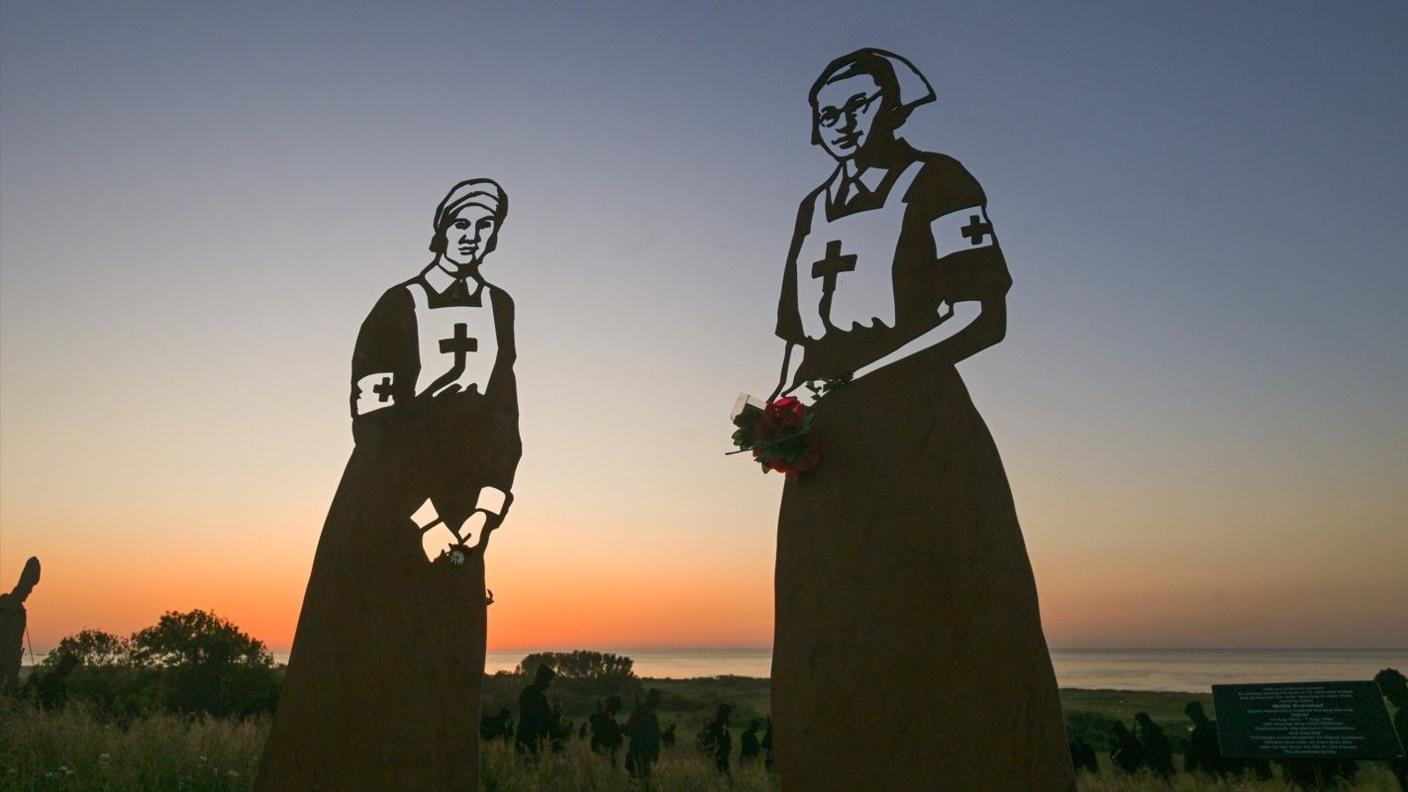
[44,629,131,667]
[130,609,272,668]
[129,609,277,717]
[515,650,636,682]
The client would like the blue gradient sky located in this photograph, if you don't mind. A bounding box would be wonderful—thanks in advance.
[2,1,1405,651]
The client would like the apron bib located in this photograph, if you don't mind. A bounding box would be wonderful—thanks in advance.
[407,281,499,396]
[795,160,922,340]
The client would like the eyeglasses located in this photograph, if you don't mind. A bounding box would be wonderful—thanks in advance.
[816,90,885,129]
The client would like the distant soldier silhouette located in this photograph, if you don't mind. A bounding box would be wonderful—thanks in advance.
[1068,736,1099,774]
[590,695,625,765]
[1135,712,1175,778]
[1109,721,1144,774]
[516,664,556,757]
[1375,668,1408,791]
[740,719,763,766]
[698,703,734,775]
[661,723,678,749]
[1183,701,1223,777]
[481,706,514,743]
[625,688,663,778]
[0,557,40,692]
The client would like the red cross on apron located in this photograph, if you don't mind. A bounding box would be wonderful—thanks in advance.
[795,160,923,340]
[408,281,499,396]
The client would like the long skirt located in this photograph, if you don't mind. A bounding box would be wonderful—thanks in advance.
[771,358,1075,791]
[256,443,486,792]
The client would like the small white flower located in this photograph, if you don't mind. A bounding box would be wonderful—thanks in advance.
[450,548,466,566]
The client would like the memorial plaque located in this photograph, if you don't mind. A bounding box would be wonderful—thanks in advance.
[1213,681,1405,760]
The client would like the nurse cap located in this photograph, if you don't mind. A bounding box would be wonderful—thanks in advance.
[434,179,508,233]
[812,48,936,111]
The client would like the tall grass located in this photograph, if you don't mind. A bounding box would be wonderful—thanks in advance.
[1,704,262,792]
[2,703,1402,791]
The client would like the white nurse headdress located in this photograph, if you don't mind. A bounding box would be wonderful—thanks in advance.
[812,48,936,111]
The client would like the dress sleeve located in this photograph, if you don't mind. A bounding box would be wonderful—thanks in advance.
[774,197,815,345]
[905,157,1012,305]
[350,286,417,446]
[479,287,523,492]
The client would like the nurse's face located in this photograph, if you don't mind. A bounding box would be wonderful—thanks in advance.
[815,73,885,161]
[440,204,498,269]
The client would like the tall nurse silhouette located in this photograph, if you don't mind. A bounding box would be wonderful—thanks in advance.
[765,50,1075,790]
[257,179,522,791]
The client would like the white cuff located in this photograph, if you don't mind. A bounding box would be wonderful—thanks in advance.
[475,487,508,516]
[410,499,440,530]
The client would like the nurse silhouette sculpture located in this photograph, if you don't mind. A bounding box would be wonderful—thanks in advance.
[759,48,1077,790]
[257,179,521,791]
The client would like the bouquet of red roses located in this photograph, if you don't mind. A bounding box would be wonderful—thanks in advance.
[729,393,822,479]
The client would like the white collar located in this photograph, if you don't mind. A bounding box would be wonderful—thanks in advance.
[423,262,460,295]
[827,161,889,204]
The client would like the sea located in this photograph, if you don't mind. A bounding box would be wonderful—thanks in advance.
[457,648,1407,692]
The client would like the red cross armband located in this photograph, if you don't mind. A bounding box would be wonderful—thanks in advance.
[354,372,397,416]
[931,206,996,260]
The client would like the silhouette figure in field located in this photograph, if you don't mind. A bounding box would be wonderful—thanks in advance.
[761,716,773,770]
[1376,668,1408,791]
[1135,712,1176,778]
[0,557,40,692]
[740,719,763,766]
[699,703,734,775]
[481,706,514,743]
[257,179,522,791]
[761,48,1074,791]
[625,688,663,778]
[1068,736,1099,775]
[516,664,556,757]
[661,722,678,749]
[1182,701,1223,777]
[1110,721,1145,774]
[590,695,625,765]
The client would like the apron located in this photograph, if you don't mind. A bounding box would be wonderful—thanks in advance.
[795,160,923,340]
[408,280,499,396]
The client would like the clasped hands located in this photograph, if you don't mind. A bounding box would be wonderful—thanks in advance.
[411,487,511,563]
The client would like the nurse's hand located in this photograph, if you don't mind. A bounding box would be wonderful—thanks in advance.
[421,522,460,563]
[469,509,507,551]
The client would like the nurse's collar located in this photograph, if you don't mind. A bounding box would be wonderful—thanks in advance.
[424,262,460,295]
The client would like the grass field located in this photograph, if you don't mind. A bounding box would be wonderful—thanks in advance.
[2,684,1403,791]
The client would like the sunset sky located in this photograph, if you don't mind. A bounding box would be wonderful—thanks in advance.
[2,2,1405,655]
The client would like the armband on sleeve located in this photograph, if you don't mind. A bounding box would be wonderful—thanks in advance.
[354,372,397,416]
[931,206,996,259]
